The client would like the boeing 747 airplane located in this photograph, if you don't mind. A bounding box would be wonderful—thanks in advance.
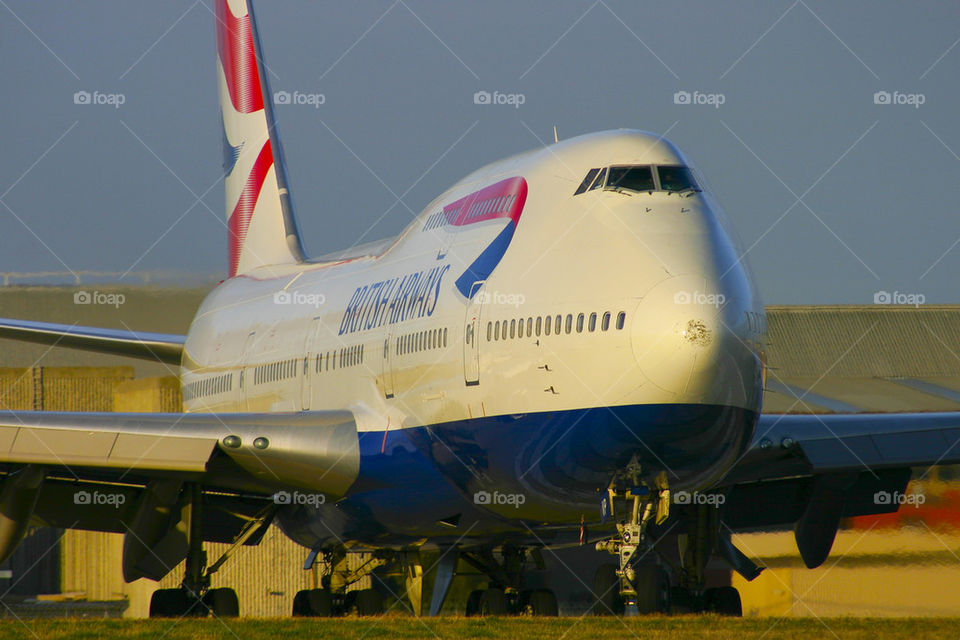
[1,0,958,618]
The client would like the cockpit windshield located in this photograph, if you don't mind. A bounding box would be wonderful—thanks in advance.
[657,165,699,192]
[573,164,701,195]
[607,166,654,192]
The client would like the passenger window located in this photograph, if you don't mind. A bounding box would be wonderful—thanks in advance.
[556,315,562,334]
[443,327,448,347]
[589,312,597,332]
[527,318,533,337]
[510,319,516,339]
[495,321,500,341]
[574,168,601,195]
[565,314,573,334]
[577,313,584,333]
[617,312,626,330]
[487,322,492,342]
[535,316,542,336]
[544,316,551,336]
[602,312,611,331]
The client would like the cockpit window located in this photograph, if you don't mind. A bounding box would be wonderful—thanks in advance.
[574,168,600,195]
[657,165,700,192]
[588,167,606,191]
[607,166,654,193]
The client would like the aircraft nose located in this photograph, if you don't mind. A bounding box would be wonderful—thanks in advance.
[631,274,746,402]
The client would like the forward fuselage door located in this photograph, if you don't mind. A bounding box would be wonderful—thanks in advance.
[463,281,485,385]
[301,316,323,410]
[381,330,395,399]
[239,330,257,411]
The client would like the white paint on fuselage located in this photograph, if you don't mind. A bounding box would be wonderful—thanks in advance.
[181,130,766,433]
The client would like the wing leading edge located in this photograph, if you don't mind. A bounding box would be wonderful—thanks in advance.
[0,318,185,364]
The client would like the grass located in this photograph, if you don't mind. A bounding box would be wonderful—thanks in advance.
[0,616,955,640]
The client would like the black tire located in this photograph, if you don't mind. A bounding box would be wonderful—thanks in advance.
[465,589,484,616]
[150,588,191,618]
[669,586,695,614]
[479,588,509,616]
[292,590,310,617]
[592,565,623,616]
[354,588,383,616]
[527,589,558,616]
[705,586,742,617]
[307,589,334,616]
[204,588,240,617]
[633,565,670,614]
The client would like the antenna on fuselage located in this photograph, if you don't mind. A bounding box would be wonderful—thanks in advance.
[553,125,559,143]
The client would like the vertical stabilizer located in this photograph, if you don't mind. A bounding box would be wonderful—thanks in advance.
[216,0,305,277]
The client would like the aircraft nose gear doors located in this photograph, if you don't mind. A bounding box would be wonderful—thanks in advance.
[595,458,672,614]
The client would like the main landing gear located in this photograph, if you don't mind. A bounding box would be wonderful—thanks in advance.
[461,545,558,617]
[149,484,268,618]
[593,455,748,616]
[291,548,390,617]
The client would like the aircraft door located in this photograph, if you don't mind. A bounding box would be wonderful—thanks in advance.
[239,330,257,410]
[301,316,323,410]
[463,281,485,385]
[381,331,395,399]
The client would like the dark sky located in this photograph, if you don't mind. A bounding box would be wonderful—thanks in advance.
[1,1,958,303]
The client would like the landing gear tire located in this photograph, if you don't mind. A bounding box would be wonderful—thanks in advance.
[292,588,333,617]
[592,564,623,616]
[525,589,558,616]
[150,588,193,617]
[354,588,384,616]
[203,587,239,617]
[633,565,670,615]
[465,589,484,616]
[705,586,742,617]
[478,588,509,616]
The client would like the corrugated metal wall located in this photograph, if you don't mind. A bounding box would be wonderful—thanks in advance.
[766,305,960,377]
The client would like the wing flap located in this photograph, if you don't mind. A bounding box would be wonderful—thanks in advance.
[0,318,185,364]
[0,411,360,498]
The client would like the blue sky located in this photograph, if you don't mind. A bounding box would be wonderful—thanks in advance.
[1,1,958,303]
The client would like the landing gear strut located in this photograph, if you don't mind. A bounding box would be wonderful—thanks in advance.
[595,457,671,614]
[150,484,267,618]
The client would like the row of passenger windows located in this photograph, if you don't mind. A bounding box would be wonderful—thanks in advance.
[573,165,700,196]
[397,327,448,356]
[313,345,365,373]
[487,311,626,342]
[184,372,233,400]
[254,358,299,385]
[464,193,516,222]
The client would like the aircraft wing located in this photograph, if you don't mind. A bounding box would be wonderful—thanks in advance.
[0,317,185,364]
[718,411,960,570]
[0,410,359,579]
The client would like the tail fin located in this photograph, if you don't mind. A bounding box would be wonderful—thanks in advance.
[216,0,305,277]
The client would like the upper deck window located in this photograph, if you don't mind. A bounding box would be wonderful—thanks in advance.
[657,165,700,192]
